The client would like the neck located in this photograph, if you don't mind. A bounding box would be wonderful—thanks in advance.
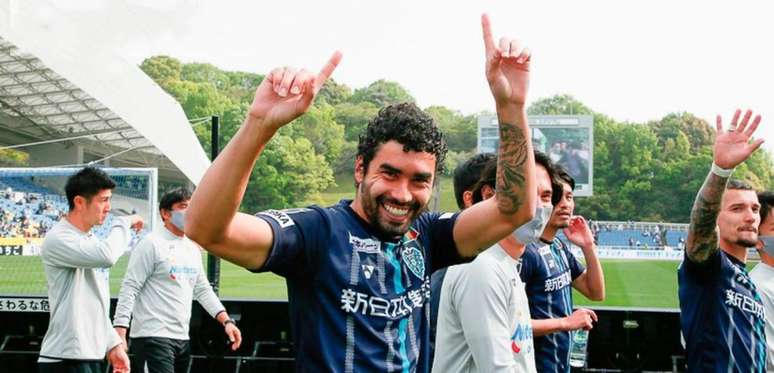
[164,222,184,237]
[65,212,92,233]
[541,224,559,242]
[720,243,748,263]
[499,235,526,260]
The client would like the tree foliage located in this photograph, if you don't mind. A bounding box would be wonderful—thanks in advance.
[140,56,774,221]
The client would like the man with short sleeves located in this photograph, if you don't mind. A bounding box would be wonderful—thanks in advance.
[38,167,143,373]
[519,167,604,373]
[679,109,767,372]
[187,15,538,372]
[113,188,242,373]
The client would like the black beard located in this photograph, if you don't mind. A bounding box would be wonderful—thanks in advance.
[359,181,425,239]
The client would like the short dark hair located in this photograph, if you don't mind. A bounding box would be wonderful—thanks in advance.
[727,179,754,191]
[555,165,576,192]
[759,191,774,224]
[159,187,192,212]
[65,167,116,210]
[357,102,447,177]
[469,151,562,206]
[453,153,495,209]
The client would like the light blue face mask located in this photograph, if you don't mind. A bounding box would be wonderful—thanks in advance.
[170,209,186,231]
[513,205,553,245]
[760,235,774,257]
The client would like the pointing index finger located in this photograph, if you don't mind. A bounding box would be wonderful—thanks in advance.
[481,14,496,55]
[314,50,343,92]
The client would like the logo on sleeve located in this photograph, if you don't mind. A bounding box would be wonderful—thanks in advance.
[258,209,295,228]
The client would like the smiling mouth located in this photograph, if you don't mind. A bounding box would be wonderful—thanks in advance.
[383,203,410,218]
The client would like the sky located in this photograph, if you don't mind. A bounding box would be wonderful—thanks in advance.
[16,0,774,152]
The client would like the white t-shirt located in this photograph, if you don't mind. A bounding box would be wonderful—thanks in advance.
[749,262,774,372]
[432,244,536,373]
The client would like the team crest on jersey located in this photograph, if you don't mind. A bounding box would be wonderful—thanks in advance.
[402,244,425,279]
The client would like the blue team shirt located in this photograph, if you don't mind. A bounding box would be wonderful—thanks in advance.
[678,249,767,372]
[254,200,461,373]
[519,238,585,373]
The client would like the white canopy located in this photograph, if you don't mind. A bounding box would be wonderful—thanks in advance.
[0,2,210,184]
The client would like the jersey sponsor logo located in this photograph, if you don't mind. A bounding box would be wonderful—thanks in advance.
[511,323,533,354]
[339,277,430,319]
[544,271,572,292]
[401,244,425,279]
[169,265,198,286]
[725,289,766,321]
[349,233,380,254]
[362,264,375,279]
[258,209,296,228]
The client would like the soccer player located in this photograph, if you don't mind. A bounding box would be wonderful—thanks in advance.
[750,191,774,371]
[679,109,766,372]
[519,165,604,373]
[113,188,242,373]
[187,14,537,372]
[431,151,561,372]
[38,167,143,373]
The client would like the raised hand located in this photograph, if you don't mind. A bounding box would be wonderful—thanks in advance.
[563,216,595,250]
[713,109,764,169]
[248,51,342,130]
[481,14,531,107]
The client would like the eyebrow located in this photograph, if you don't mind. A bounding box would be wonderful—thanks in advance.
[378,163,432,181]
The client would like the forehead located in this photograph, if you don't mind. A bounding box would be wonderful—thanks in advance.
[535,165,551,192]
[721,189,760,209]
[369,141,437,175]
[93,189,112,199]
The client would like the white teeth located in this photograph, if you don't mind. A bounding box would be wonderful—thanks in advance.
[384,204,409,217]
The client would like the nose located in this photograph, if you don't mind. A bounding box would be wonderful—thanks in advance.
[387,179,412,204]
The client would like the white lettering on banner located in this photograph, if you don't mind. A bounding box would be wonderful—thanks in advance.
[0,297,49,312]
[340,278,430,319]
[544,272,573,292]
[725,289,766,320]
[569,247,684,261]
[258,209,295,228]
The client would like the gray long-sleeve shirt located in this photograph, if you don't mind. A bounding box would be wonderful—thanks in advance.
[113,227,225,340]
[39,216,131,361]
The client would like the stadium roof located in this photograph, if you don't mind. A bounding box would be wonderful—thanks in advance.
[0,5,210,185]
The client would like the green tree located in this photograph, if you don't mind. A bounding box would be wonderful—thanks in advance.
[425,106,477,153]
[351,80,415,107]
[0,149,29,166]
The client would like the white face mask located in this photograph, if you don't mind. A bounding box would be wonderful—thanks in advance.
[760,235,774,257]
[170,209,186,231]
[512,205,553,245]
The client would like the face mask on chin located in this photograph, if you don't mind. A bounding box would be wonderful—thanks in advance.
[170,209,186,231]
[512,205,553,245]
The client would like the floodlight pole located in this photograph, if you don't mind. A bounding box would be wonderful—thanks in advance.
[207,115,221,295]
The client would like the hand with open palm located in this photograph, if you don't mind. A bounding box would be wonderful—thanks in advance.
[713,109,764,169]
[248,51,342,131]
[481,14,531,108]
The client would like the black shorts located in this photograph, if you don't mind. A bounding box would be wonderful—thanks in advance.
[130,337,191,373]
[39,360,104,373]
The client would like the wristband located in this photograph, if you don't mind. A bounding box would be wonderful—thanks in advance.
[224,319,235,326]
[711,163,734,178]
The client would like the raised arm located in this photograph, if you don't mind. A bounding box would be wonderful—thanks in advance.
[454,14,536,256]
[186,52,342,270]
[566,216,605,301]
[685,109,764,263]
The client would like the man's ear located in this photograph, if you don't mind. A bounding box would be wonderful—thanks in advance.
[72,195,86,211]
[159,208,171,223]
[462,190,474,209]
[481,185,496,200]
[354,156,366,185]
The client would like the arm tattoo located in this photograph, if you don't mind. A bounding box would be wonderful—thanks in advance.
[686,172,727,263]
[495,122,529,215]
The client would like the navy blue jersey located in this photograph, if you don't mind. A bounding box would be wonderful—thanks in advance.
[519,238,585,373]
[678,250,767,372]
[254,200,462,373]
